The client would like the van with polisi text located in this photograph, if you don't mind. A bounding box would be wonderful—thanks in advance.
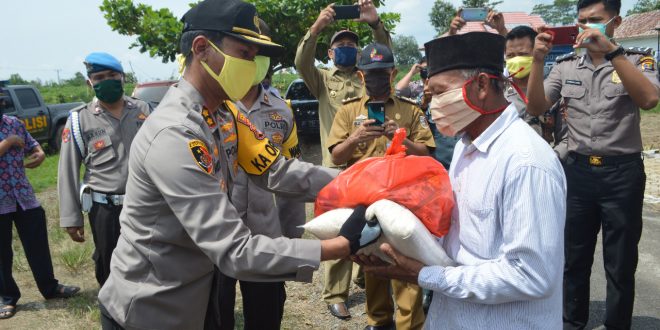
[0,82,84,152]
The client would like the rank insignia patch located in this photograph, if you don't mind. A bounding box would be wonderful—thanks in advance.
[61,128,71,143]
[188,140,214,174]
[271,132,284,145]
[93,140,106,150]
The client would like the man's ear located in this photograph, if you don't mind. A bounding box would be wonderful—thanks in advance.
[475,73,491,101]
[612,15,622,30]
[390,68,398,84]
[86,79,93,89]
[191,36,210,61]
[327,48,334,61]
[357,70,365,84]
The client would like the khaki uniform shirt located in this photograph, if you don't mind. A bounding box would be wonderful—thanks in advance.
[327,95,435,167]
[233,86,306,238]
[295,23,392,167]
[58,96,151,227]
[98,80,338,330]
[543,48,660,156]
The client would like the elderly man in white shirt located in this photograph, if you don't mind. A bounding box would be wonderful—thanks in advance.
[355,32,566,330]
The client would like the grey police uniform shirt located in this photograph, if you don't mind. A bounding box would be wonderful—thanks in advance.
[58,96,151,228]
[505,86,543,136]
[233,86,307,239]
[544,48,660,156]
[98,79,338,330]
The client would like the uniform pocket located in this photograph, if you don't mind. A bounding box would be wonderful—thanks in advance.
[560,85,586,99]
[603,84,629,98]
[87,136,116,167]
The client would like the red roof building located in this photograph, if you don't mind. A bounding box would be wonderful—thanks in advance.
[441,12,546,37]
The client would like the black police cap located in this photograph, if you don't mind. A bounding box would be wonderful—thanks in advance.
[181,0,284,57]
[358,43,395,70]
[424,32,505,78]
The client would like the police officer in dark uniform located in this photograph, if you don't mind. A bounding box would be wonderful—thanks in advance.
[527,1,660,328]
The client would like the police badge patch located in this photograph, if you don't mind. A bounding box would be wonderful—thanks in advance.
[420,116,429,129]
[188,140,214,174]
[61,128,71,143]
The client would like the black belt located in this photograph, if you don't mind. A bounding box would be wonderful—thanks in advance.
[569,152,641,167]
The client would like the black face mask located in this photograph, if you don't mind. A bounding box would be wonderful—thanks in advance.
[363,70,392,97]
[420,68,428,80]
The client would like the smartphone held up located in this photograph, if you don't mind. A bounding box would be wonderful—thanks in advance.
[367,101,385,126]
[333,4,360,20]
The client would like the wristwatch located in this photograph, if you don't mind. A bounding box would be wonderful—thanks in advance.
[605,46,625,61]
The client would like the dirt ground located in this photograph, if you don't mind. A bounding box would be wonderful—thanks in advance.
[3,114,660,329]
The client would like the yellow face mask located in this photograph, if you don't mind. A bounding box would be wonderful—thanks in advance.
[200,41,257,101]
[252,55,270,86]
[505,56,533,79]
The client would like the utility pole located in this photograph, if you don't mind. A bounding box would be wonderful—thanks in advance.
[55,69,61,85]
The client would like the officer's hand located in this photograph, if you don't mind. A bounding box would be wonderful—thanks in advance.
[383,118,399,140]
[357,0,379,27]
[339,205,382,254]
[311,4,335,36]
[448,10,466,36]
[24,149,46,169]
[66,226,85,242]
[485,9,507,36]
[574,23,618,54]
[352,243,424,284]
[409,64,423,75]
[6,135,25,148]
[348,119,384,145]
[533,26,553,63]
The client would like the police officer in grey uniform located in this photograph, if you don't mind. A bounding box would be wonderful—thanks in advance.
[97,1,378,329]
[212,20,308,330]
[58,52,151,286]
[527,1,660,328]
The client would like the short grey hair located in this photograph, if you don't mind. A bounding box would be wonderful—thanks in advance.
[459,69,505,94]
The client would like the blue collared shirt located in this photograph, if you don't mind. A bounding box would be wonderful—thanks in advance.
[418,104,567,329]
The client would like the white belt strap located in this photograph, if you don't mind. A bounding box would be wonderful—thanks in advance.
[91,192,124,206]
[70,111,86,158]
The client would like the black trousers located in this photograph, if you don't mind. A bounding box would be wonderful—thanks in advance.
[0,206,59,306]
[205,267,286,330]
[89,202,122,286]
[562,156,645,330]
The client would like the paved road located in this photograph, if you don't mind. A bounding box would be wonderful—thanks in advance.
[298,136,660,329]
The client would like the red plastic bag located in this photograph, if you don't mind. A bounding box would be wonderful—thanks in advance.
[315,128,454,237]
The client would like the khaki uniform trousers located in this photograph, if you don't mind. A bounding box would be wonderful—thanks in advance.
[365,272,425,329]
[322,259,364,304]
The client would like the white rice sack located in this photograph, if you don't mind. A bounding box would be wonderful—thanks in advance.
[366,199,454,267]
[303,201,454,267]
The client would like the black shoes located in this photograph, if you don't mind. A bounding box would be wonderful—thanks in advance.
[327,302,351,319]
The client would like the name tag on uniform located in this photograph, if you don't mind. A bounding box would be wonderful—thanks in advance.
[565,80,582,86]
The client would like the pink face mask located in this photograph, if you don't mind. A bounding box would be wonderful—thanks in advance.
[429,74,509,137]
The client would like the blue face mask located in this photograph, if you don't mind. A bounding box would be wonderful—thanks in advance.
[333,47,358,67]
[579,16,616,38]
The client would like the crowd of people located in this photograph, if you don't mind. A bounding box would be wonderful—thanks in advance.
[0,0,658,329]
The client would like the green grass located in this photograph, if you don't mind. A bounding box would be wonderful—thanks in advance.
[38,84,135,104]
[60,242,94,272]
[26,154,60,193]
[647,102,660,114]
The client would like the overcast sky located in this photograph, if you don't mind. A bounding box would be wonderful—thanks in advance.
[0,0,636,83]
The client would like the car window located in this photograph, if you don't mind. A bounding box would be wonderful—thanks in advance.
[15,88,41,109]
[286,82,316,101]
[134,85,171,104]
[0,91,16,113]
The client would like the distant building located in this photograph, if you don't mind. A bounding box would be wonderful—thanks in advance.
[614,10,660,59]
[440,12,546,36]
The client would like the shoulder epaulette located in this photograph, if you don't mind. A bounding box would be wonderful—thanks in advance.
[70,103,86,112]
[268,89,285,101]
[342,96,361,104]
[625,47,653,56]
[555,52,577,63]
[395,95,418,105]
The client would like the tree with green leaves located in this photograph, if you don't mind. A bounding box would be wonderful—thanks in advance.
[8,74,28,85]
[627,0,660,15]
[429,1,456,35]
[531,0,578,26]
[461,0,502,8]
[391,35,421,66]
[99,0,399,71]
